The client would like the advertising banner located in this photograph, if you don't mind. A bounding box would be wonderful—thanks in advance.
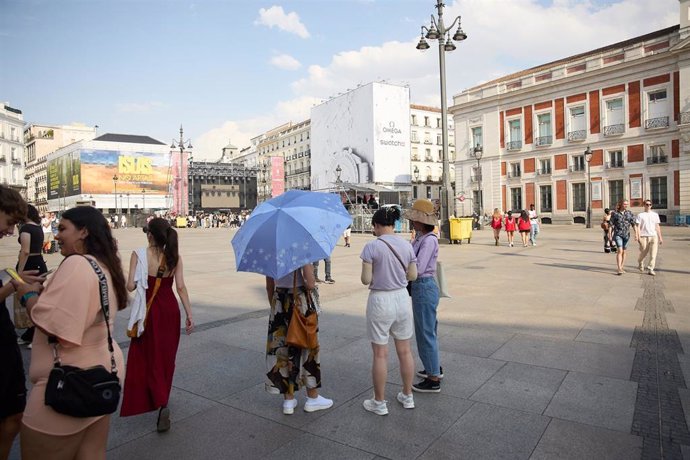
[310,82,410,191]
[77,149,171,194]
[271,156,285,197]
[47,151,82,199]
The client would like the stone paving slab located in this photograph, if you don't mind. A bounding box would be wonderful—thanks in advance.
[530,418,643,460]
[491,334,636,380]
[544,371,638,432]
[418,402,550,460]
[469,362,567,414]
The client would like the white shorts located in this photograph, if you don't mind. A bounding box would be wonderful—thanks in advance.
[366,288,413,344]
[344,228,351,238]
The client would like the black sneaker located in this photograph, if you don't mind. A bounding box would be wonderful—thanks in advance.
[324,278,335,284]
[416,366,444,379]
[412,378,441,393]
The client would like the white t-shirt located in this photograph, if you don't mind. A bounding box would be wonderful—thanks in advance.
[636,211,660,237]
[528,209,538,224]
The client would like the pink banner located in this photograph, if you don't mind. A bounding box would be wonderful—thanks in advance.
[171,150,189,215]
[271,156,285,197]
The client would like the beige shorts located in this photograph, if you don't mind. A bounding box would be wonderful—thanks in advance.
[366,288,413,344]
[344,228,351,238]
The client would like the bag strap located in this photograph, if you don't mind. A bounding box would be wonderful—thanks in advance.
[49,255,117,374]
[146,254,167,309]
[377,237,407,276]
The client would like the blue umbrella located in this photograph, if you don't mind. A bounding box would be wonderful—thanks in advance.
[231,190,352,279]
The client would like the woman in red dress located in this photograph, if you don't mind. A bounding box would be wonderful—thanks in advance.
[504,211,517,247]
[490,208,503,246]
[120,218,194,432]
[517,210,532,247]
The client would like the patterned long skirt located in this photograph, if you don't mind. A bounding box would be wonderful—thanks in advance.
[265,288,321,395]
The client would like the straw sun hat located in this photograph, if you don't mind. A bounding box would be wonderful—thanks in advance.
[404,199,438,226]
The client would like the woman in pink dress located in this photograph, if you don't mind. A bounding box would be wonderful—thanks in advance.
[14,206,128,460]
[120,218,193,432]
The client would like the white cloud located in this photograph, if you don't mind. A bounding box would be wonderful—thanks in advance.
[255,6,310,39]
[200,0,676,154]
[270,53,302,70]
[115,101,165,113]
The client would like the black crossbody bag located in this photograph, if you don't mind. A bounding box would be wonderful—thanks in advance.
[44,256,121,417]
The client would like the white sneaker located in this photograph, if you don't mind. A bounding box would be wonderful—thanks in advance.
[638,264,644,273]
[303,395,333,413]
[282,398,298,415]
[649,269,656,276]
[396,392,415,409]
[363,398,388,416]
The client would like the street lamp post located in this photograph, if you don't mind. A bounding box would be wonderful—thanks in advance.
[473,144,484,229]
[126,193,130,215]
[413,165,420,199]
[584,146,593,229]
[416,0,467,242]
[142,188,146,212]
[189,155,194,214]
[112,175,118,215]
[170,125,193,216]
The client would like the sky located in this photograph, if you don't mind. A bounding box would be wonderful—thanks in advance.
[0,0,678,160]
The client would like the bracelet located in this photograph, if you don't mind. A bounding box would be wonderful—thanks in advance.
[20,291,39,307]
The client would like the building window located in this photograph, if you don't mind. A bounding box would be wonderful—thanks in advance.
[650,176,667,208]
[425,148,432,161]
[567,106,586,141]
[424,116,430,127]
[411,131,418,142]
[426,186,432,199]
[572,183,586,211]
[604,98,625,135]
[424,132,431,144]
[510,188,522,211]
[471,126,483,151]
[436,118,441,128]
[507,119,522,150]
[438,150,442,162]
[413,185,418,199]
[536,113,552,146]
[538,159,551,175]
[607,150,623,168]
[411,114,417,125]
[571,155,585,172]
[412,147,419,161]
[540,185,552,212]
[646,89,669,128]
[436,134,442,145]
[648,145,668,164]
[472,190,482,214]
[608,179,624,208]
[510,162,521,178]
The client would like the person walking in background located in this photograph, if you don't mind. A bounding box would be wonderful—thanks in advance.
[14,206,127,460]
[610,199,637,275]
[120,214,127,229]
[490,208,503,246]
[41,213,53,254]
[517,210,531,247]
[343,225,351,248]
[15,205,47,349]
[360,207,417,415]
[636,200,663,276]
[601,208,616,253]
[121,218,194,432]
[265,263,333,415]
[528,204,539,246]
[313,257,335,284]
[504,211,516,247]
[405,199,442,394]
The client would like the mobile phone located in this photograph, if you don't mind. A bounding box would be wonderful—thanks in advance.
[5,268,25,284]
[44,268,56,276]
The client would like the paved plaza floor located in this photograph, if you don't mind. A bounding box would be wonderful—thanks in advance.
[3,223,690,459]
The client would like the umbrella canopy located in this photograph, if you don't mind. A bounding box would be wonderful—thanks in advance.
[231,190,353,279]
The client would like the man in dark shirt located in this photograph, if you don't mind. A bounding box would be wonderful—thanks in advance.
[609,199,638,275]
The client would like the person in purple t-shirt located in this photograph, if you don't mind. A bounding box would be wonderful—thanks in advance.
[404,199,442,393]
[360,207,418,416]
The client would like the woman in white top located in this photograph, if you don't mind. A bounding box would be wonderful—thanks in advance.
[360,207,418,416]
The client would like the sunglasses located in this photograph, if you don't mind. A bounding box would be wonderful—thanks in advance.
[644,203,652,206]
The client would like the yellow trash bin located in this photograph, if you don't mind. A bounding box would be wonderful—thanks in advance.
[175,216,188,228]
[449,217,473,244]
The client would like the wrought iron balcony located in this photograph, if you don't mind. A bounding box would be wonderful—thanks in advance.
[425,156,433,161]
[569,165,586,172]
[11,158,21,165]
[507,171,522,178]
[426,175,433,182]
[646,155,668,165]
[411,155,419,161]
[603,124,625,136]
[680,112,690,125]
[411,138,420,143]
[567,130,587,142]
[506,140,522,151]
[424,140,432,144]
[645,116,669,129]
[535,135,553,146]
[606,161,624,169]
[536,168,552,176]
[0,156,6,163]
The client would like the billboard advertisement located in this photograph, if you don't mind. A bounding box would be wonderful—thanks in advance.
[47,150,82,200]
[310,82,411,191]
[48,149,172,199]
[271,156,285,197]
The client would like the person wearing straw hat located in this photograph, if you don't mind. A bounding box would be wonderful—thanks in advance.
[404,199,442,393]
